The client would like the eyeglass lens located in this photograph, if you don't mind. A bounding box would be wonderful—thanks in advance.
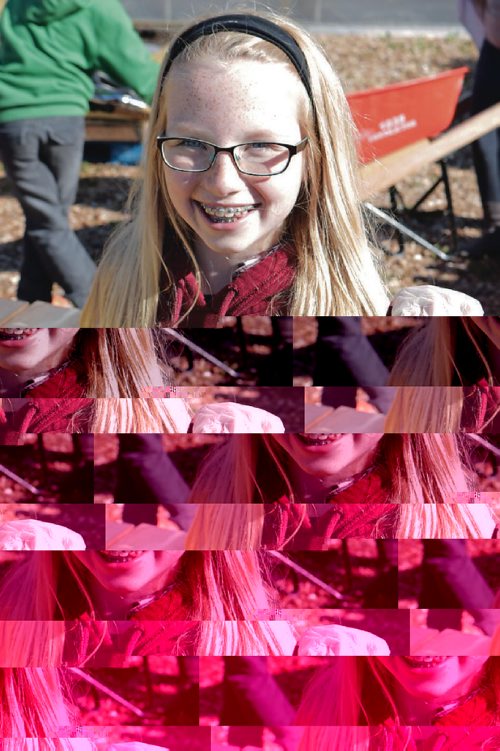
[161,139,291,175]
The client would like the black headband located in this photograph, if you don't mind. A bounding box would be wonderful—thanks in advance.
[159,13,313,100]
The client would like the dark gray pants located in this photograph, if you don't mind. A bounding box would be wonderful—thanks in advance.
[471,39,500,227]
[0,116,95,306]
[117,434,195,531]
[420,540,497,635]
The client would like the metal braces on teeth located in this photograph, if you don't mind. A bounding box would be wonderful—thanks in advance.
[0,328,38,337]
[202,204,253,218]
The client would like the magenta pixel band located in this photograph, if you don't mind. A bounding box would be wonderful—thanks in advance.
[0,319,498,751]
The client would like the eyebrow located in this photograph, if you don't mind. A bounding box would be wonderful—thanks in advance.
[164,127,297,142]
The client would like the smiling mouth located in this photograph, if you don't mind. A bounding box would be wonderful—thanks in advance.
[99,551,146,563]
[402,657,450,668]
[297,433,343,446]
[198,202,257,223]
[0,328,40,341]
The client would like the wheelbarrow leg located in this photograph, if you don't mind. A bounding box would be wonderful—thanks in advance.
[440,158,458,253]
[389,186,405,255]
[236,317,249,369]
[143,656,155,707]
[37,435,49,485]
[341,539,353,589]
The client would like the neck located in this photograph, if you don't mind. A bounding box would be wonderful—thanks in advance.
[394,690,444,725]
[0,368,34,397]
[91,587,136,620]
[392,673,479,725]
[290,454,377,502]
[396,687,460,725]
[88,569,178,620]
[0,353,72,398]
[195,243,271,294]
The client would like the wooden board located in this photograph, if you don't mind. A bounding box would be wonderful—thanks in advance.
[85,118,147,143]
[0,301,81,326]
[105,521,135,548]
[0,300,31,324]
[106,522,187,550]
[410,626,491,655]
[85,109,149,143]
[304,404,386,433]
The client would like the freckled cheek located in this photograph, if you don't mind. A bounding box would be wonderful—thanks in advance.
[166,173,203,208]
[164,179,197,220]
[353,434,383,454]
[271,164,304,215]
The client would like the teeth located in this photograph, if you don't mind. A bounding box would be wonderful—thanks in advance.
[100,550,145,562]
[403,657,449,667]
[298,433,342,445]
[0,328,39,340]
[201,203,254,218]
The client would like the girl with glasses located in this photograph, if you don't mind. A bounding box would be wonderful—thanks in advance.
[80,12,482,326]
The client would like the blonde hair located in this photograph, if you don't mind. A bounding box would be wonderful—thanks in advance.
[295,657,497,750]
[0,668,73,739]
[0,550,291,664]
[185,433,493,547]
[77,328,189,431]
[389,318,496,387]
[386,318,499,432]
[81,11,388,326]
[491,593,500,653]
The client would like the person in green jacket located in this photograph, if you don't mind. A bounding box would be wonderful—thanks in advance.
[0,0,160,307]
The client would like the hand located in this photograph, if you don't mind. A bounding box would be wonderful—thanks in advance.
[391,285,484,316]
[296,624,390,656]
[0,519,86,550]
[192,402,285,433]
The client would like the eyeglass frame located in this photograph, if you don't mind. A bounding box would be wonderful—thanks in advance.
[156,135,309,176]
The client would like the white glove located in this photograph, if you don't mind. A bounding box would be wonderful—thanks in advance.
[391,285,484,316]
[0,519,86,550]
[296,624,390,656]
[192,402,285,433]
[164,398,192,432]
[464,504,496,539]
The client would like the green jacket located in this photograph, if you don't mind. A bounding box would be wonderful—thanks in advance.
[0,0,160,122]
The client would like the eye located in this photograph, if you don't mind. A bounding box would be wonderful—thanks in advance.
[241,143,289,162]
[246,142,282,154]
[174,138,209,151]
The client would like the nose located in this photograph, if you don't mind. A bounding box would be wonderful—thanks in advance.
[205,151,246,194]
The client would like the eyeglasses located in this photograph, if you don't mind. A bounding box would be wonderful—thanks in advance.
[156,136,308,176]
